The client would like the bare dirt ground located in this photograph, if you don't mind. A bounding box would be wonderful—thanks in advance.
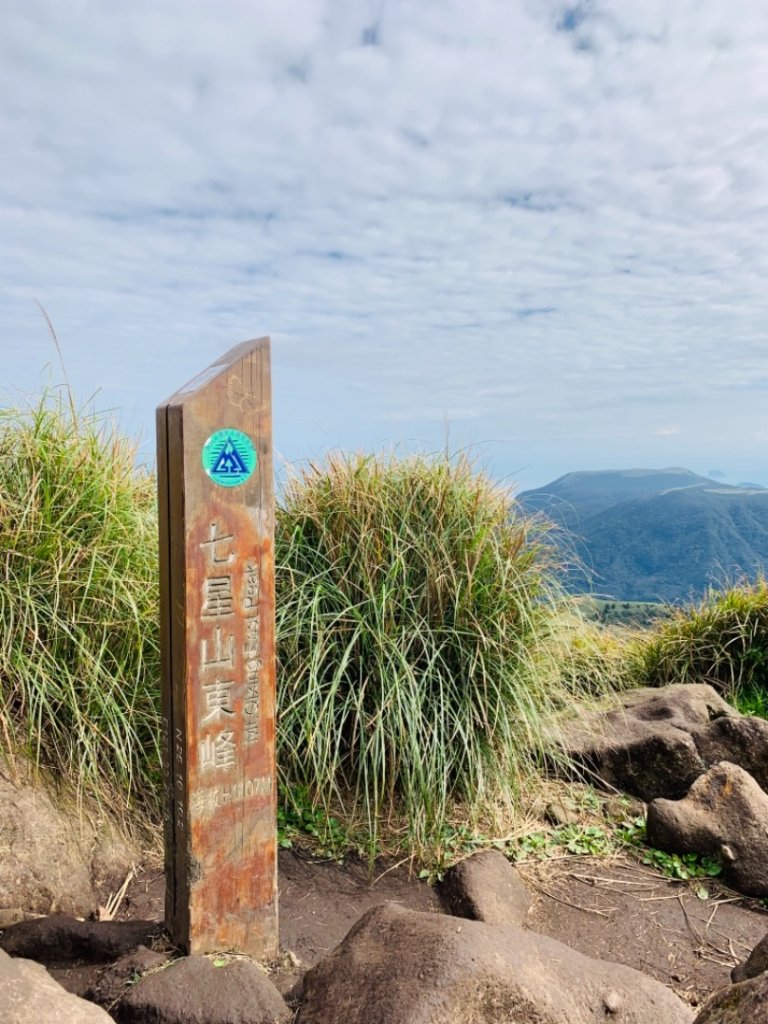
[521,856,768,1009]
[67,846,768,1014]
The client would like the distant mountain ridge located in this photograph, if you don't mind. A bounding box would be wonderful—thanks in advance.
[518,468,768,603]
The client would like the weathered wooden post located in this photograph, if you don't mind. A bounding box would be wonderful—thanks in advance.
[156,337,278,956]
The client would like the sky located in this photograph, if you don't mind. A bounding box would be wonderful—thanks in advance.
[2,0,768,492]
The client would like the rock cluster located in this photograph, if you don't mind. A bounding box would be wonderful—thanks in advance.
[2,843,768,1023]
[560,683,768,897]
[560,683,768,802]
[4,684,768,1023]
[0,917,291,1024]
[0,853,697,1024]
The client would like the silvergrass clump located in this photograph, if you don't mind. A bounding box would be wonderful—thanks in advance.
[275,450,578,850]
[0,389,161,815]
[633,578,768,696]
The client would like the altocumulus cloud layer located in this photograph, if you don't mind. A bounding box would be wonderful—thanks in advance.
[1,0,767,485]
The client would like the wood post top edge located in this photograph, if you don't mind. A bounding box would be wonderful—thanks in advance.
[157,336,271,411]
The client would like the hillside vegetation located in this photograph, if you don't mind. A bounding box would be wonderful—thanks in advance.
[576,597,671,628]
[520,469,768,603]
[636,579,768,704]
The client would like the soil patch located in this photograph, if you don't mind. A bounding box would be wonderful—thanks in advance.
[522,855,768,1009]
[277,848,441,967]
[43,848,768,1015]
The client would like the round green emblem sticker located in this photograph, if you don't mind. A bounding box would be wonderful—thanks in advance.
[202,429,257,488]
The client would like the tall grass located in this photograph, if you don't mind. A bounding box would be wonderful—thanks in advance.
[0,389,628,853]
[0,390,161,815]
[276,451,583,850]
[633,578,768,697]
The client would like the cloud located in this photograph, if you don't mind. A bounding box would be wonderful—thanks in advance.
[654,426,681,437]
[1,0,768,484]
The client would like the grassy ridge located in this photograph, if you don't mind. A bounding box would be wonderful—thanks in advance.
[576,597,671,629]
[633,579,768,699]
[0,396,582,848]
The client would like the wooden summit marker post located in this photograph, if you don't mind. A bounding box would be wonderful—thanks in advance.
[157,337,278,957]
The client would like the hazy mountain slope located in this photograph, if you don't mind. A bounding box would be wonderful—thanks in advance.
[581,487,768,602]
[518,470,768,603]
[519,468,717,534]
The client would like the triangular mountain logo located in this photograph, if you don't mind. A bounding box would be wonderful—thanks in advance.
[202,428,257,488]
[211,436,249,477]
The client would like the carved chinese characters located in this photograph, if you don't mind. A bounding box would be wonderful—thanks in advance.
[195,521,264,777]
[157,338,277,957]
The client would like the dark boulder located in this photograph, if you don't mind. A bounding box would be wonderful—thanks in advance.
[647,762,768,898]
[694,971,768,1022]
[437,849,530,926]
[732,931,768,983]
[296,901,693,1024]
[619,684,733,730]
[692,715,768,794]
[116,954,291,1024]
[559,684,720,800]
[0,915,162,963]
[558,684,768,803]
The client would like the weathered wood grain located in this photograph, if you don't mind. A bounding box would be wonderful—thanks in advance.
[156,338,278,956]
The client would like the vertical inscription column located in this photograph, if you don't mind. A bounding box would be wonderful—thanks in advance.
[157,337,277,957]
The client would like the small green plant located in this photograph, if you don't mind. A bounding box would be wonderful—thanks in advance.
[278,786,355,860]
[417,817,621,881]
[512,823,611,861]
[417,821,500,881]
[514,831,551,859]
[411,802,726,881]
[617,816,723,881]
[733,683,768,719]
[571,786,603,814]
[557,823,610,856]
[641,848,723,881]
[614,814,647,845]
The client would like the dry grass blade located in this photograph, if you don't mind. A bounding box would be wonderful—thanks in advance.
[34,301,77,425]
[528,881,614,918]
[98,866,136,922]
